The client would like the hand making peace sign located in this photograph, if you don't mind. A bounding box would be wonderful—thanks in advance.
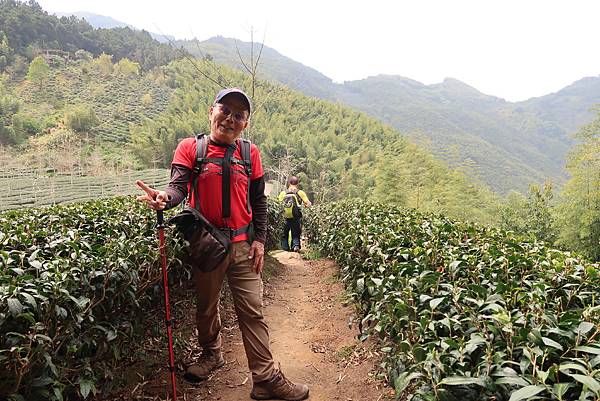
[136,180,169,210]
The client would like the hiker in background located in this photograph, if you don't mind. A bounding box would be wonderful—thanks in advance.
[278,176,311,252]
[136,87,309,401]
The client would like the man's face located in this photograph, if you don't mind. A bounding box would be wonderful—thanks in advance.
[209,95,249,145]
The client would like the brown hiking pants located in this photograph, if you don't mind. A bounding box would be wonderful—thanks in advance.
[193,241,275,382]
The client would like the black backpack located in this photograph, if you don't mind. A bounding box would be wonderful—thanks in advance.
[190,133,253,235]
[282,188,301,219]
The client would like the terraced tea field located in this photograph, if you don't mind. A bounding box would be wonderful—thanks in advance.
[12,62,173,143]
[0,168,169,210]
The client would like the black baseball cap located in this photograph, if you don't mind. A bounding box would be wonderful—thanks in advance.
[214,87,252,114]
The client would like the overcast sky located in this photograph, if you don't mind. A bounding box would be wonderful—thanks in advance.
[36,0,600,102]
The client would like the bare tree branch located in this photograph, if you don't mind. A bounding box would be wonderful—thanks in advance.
[152,24,227,87]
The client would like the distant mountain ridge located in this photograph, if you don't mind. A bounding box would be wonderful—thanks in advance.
[55,11,129,29]
[54,11,175,43]
[181,36,600,194]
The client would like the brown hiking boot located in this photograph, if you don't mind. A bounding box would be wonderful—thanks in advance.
[251,369,309,400]
[183,349,225,383]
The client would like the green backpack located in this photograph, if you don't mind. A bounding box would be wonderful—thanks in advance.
[282,189,301,219]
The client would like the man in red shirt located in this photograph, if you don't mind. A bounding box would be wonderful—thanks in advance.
[137,88,309,400]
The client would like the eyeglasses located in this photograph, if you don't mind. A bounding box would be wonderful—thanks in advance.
[215,103,248,123]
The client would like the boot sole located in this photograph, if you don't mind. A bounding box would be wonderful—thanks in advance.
[250,389,309,400]
[183,359,225,383]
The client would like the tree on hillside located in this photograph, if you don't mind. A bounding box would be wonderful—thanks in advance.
[263,144,304,190]
[499,182,557,243]
[181,29,271,140]
[0,31,12,72]
[524,183,557,243]
[0,78,20,144]
[64,104,99,133]
[26,55,50,89]
[5,54,27,77]
[114,57,140,78]
[92,53,113,76]
[131,124,190,168]
[140,93,153,106]
[234,29,264,117]
[556,107,600,260]
[74,49,93,62]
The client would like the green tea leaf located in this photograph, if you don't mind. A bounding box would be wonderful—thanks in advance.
[53,387,64,401]
[568,374,600,393]
[106,330,117,342]
[575,322,595,335]
[7,298,23,315]
[394,371,423,394]
[508,385,546,401]
[558,362,588,374]
[551,383,572,399]
[574,346,600,355]
[79,379,93,399]
[21,292,37,309]
[541,337,563,351]
[439,376,487,387]
[496,377,531,387]
[430,297,444,310]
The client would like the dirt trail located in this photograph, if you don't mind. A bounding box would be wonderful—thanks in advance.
[105,252,393,401]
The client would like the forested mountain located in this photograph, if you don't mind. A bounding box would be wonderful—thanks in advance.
[183,36,600,194]
[336,76,576,193]
[519,76,600,134]
[0,0,182,70]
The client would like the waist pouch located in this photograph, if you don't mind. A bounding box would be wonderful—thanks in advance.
[167,206,230,272]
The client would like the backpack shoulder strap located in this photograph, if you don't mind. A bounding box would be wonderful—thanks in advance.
[237,138,252,213]
[193,134,209,174]
[189,134,209,209]
[238,138,252,176]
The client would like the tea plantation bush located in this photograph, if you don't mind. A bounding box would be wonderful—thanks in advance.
[1,196,282,400]
[305,200,600,401]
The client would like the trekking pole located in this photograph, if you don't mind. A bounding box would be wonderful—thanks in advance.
[156,210,177,400]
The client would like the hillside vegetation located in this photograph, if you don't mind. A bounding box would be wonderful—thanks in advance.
[187,37,600,194]
[7,58,173,143]
[555,108,600,260]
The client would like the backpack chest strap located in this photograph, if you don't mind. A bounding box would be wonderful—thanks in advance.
[197,157,250,171]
